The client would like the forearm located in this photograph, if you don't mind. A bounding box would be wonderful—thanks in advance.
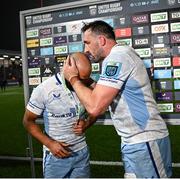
[70,77,115,117]
[85,115,97,129]
[70,77,95,113]
[23,119,53,148]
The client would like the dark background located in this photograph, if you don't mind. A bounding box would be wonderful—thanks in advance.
[0,0,78,52]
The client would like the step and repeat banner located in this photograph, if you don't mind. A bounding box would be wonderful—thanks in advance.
[20,0,180,124]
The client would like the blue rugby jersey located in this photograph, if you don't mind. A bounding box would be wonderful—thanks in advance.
[97,45,169,144]
[27,73,87,152]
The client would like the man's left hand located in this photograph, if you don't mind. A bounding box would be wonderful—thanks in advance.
[73,119,87,135]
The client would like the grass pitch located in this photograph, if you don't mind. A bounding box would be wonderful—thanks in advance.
[0,86,179,178]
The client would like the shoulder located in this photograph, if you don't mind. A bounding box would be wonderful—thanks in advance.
[33,75,56,92]
[104,46,131,63]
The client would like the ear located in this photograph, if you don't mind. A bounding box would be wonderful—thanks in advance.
[98,35,106,46]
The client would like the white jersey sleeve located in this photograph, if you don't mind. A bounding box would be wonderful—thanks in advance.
[27,84,45,115]
[97,46,135,89]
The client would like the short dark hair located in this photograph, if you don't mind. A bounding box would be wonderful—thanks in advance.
[81,20,116,40]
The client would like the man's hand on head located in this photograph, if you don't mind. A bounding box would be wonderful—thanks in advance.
[63,55,79,82]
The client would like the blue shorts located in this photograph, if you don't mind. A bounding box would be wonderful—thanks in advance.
[121,136,172,178]
[43,146,90,178]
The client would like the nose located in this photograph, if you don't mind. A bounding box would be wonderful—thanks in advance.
[83,45,89,54]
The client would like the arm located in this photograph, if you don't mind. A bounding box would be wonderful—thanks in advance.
[23,109,71,158]
[73,81,118,117]
[63,57,119,117]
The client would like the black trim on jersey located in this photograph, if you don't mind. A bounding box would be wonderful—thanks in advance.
[65,79,74,91]
[55,73,62,85]
[55,73,74,91]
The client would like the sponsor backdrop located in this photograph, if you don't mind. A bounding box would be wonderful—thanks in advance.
[20,0,180,123]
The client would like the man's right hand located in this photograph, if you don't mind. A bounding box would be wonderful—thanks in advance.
[48,140,71,158]
[63,55,79,82]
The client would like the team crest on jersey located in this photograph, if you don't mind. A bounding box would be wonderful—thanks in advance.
[104,62,122,78]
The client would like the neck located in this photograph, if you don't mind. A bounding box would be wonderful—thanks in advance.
[59,72,74,91]
[104,40,117,57]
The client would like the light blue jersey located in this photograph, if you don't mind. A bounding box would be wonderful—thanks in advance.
[27,73,87,152]
[98,45,169,144]
[98,45,172,177]
[98,45,172,178]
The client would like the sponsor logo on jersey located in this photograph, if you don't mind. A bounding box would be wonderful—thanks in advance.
[29,77,41,85]
[156,92,173,101]
[150,12,168,22]
[104,62,122,78]
[40,37,53,46]
[27,39,39,48]
[39,28,52,36]
[154,69,172,79]
[132,14,149,24]
[116,38,132,46]
[26,29,39,38]
[54,45,68,54]
[49,110,76,118]
[135,48,151,58]
[153,58,171,68]
[151,24,169,34]
[173,69,180,78]
[40,47,53,56]
[173,56,180,66]
[115,28,131,38]
[170,22,180,32]
[157,103,173,112]
[28,68,41,76]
